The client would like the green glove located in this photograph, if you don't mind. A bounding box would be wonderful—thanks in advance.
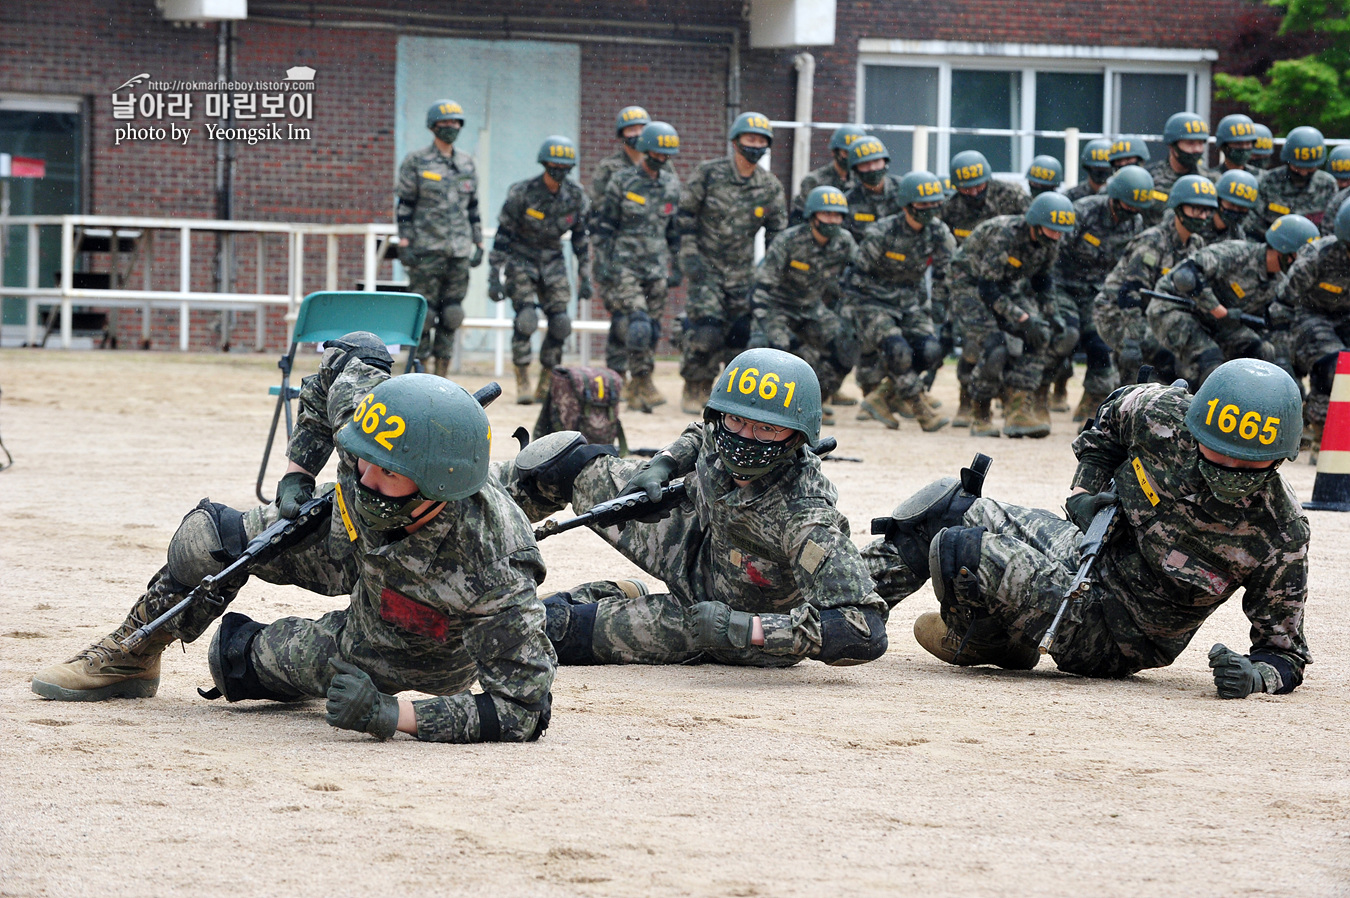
[488,266,505,302]
[469,245,485,267]
[276,471,316,520]
[576,274,593,301]
[325,658,400,739]
[620,454,678,503]
[687,601,755,651]
[1065,489,1117,532]
[1208,644,1265,699]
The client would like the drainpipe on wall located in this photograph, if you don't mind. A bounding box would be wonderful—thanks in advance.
[791,52,814,199]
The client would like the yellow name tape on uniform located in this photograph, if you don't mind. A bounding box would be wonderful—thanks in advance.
[1268,202,1291,215]
[885,251,907,261]
[854,212,875,222]
[754,206,764,217]
[1007,256,1022,268]
[333,482,359,542]
[789,259,811,271]
[421,171,443,181]
[1082,233,1101,247]
[1131,457,1161,506]
[1230,282,1246,299]
[953,228,971,238]
[1320,282,1344,294]
[625,191,646,205]
[525,208,545,220]
[1150,190,1169,203]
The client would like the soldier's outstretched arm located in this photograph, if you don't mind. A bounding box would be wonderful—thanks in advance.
[1235,532,1311,695]
[287,341,394,480]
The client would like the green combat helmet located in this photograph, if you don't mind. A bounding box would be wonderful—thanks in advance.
[830,125,868,154]
[636,121,680,155]
[615,105,651,136]
[1252,124,1275,162]
[848,136,890,169]
[706,347,823,455]
[426,99,466,128]
[1081,138,1114,182]
[896,170,946,207]
[803,184,849,217]
[538,135,578,167]
[1265,214,1319,254]
[1163,111,1209,145]
[1108,136,1151,167]
[1216,169,1260,210]
[1327,145,1350,184]
[950,150,992,188]
[1107,164,1156,211]
[731,111,775,143]
[335,373,492,502]
[1185,359,1302,462]
[1025,191,1077,232]
[1216,113,1257,165]
[1338,201,1350,243]
[1282,126,1326,167]
[1025,155,1063,194]
[1168,174,1219,209]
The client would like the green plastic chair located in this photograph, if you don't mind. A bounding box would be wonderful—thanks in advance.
[255,291,427,503]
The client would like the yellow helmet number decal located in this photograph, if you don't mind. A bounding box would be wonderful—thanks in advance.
[1204,398,1280,445]
[353,393,407,451]
[724,366,798,408]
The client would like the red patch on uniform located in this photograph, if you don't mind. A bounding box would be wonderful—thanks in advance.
[378,588,451,643]
[460,181,475,192]
[745,560,773,588]
[564,215,574,226]
[662,202,675,215]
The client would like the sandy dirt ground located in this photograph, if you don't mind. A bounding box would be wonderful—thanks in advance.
[0,348,1347,898]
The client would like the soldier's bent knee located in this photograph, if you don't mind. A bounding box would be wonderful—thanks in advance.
[915,334,945,372]
[817,608,888,665]
[881,334,913,379]
[441,303,465,331]
[546,312,572,343]
[166,499,248,586]
[203,612,302,703]
[514,304,540,340]
[543,595,598,665]
[627,311,653,351]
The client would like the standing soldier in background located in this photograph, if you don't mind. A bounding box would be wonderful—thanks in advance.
[396,100,484,376]
[1053,165,1154,421]
[949,192,1077,438]
[1025,156,1063,198]
[677,112,788,415]
[1143,112,1212,228]
[842,137,905,243]
[1065,139,1114,203]
[1319,144,1350,237]
[1286,204,1350,455]
[1252,124,1276,170]
[1212,113,1263,178]
[591,121,683,412]
[1256,126,1337,229]
[846,170,954,433]
[1213,169,1261,243]
[751,186,859,421]
[941,150,1031,426]
[589,105,651,377]
[489,136,591,405]
[791,125,867,225]
[1095,174,1214,387]
[1108,135,1151,173]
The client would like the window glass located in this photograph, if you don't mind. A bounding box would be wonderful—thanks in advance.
[1034,72,1104,161]
[862,64,938,173]
[1115,73,1189,162]
[950,69,1020,172]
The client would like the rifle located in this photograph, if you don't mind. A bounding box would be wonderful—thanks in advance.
[630,439,862,463]
[537,436,841,540]
[1140,289,1266,330]
[120,381,503,651]
[1038,492,1119,655]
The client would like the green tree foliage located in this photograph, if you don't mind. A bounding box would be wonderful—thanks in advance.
[1215,0,1350,135]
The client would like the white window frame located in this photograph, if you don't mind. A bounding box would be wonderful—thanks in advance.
[857,40,1214,177]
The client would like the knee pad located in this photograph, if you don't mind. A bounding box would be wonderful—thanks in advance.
[832,328,861,370]
[627,311,653,351]
[870,477,980,581]
[441,303,465,331]
[685,316,724,353]
[608,313,629,345]
[514,431,618,508]
[817,608,888,666]
[727,314,752,350]
[166,499,248,586]
[1310,351,1341,396]
[546,312,572,344]
[929,525,986,610]
[543,595,598,665]
[880,334,914,379]
[1083,330,1112,370]
[915,334,945,373]
[980,332,1008,378]
[202,612,301,703]
[513,304,540,340]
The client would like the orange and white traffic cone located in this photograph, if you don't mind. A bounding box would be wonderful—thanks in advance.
[1304,351,1350,512]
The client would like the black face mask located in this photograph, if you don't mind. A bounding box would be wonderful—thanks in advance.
[544,165,572,184]
[858,167,887,187]
[1216,205,1245,228]
[814,221,843,240]
[353,482,437,532]
[1278,252,1297,273]
[909,206,939,226]
[624,135,640,149]
[1225,147,1253,166]
[1175,149,1204,169]
[1287,167,1313,185]
[833,150,850,170]
[1177,210,1214,237]
[1087,167,1111,185]
[645,154,667,172]
[714,426,798,480]
[736,142,769,165]
[958,187,987,206]
[1197,454,1278,502]
[1029,184,1055,197]
[433,124,461,145]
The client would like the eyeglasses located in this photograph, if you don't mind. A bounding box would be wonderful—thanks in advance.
[721,413,792,443]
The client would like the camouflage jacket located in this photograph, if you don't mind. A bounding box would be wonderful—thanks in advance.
[1063,181,1103,204]
[588,150,636,217]
[940,179,1030,245]
[1142,158,1214,228]
[1286,235,1350,321]
[1071,383,1310,691]
[396,144,482,258]
[791,161,854,224]
[1095,220,1205,314]
[951,214,1060,324]
[755,223,857,311]
[843,213,954,313]
[1322,186,1350,238]
[288,359,554,743]
[1156,239,1285,316]
[843,174,906,243]
[1209,162,1266,182]
[1055,194,1145,303]
[592,164,681,281]
[490,173,590,269]
[1257,167,1339,229]
[678,157,788,289]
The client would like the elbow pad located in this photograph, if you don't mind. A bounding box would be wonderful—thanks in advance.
[395,197,416,223]
[817,608,888,665]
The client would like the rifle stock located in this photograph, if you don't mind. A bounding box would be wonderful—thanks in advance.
[1140,289,1266,330]
[1038,495,1119,655]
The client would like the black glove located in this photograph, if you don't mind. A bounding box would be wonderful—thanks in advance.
[1065,489,1116,531]
[576,274,593,301]
[325,658,401,740]
[488,266,505,302]
[1208,644,1266,699]
[1051,314,1080,356]
[469,245,484,267]
[667,262,683,289]
[276,471,316,520]
[1018,315,1052,352]
[1116,280,1144,310]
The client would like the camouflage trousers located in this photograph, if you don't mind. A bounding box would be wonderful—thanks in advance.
[605,270,668,377]
[679,278,753,384]
[956,293,1052,401]
[408,254,472,363]
[1094,298,1166,388]
[1146,301,1273,386]
[1292,313,1350,427]
[504,255,572,370]
[750,300,855,397]
[844,299,937,400]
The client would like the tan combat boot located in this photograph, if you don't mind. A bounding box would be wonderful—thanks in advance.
[432,357,450,378]
[921,391,943,411]
[952,384,973,427]
[681,379,711,416]
[911,395,951,433]
[829,388,858,406]
[969,398,1000,438]
[637,373,667,409]
[622,373,645,411]
[534,367,552,404]
[913,612,1040,670]
[31,595,176,701]
[1033,383,1053,425]
[1073,390,1108,423]
[515,365,534,405]
[859,381,900,430]
[1050,375,1071,413]
[1003,390,1051,438]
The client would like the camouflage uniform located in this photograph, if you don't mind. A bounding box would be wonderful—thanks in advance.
[591,164,681,377]
[949,215,1061,401]
[940,179,1030,246]
[1142,159,1213,228]
[1094,220,1205,386]
[1063,181,1102,204]
[842,175,906,243]
[1286,235,1350,432]
[751,224,859,397]
[841,213,955,399]
[1149,240,1284,383]
[491,174,590,370]
[1322,187,1350,238]
[863,384,1310,691]
[507,424,887,666]
[678,158,789,384]
[791,161,854,225]
[588,150,639,371]
[396,144,482,365]
[1256,167,1338,230]
[1055,194,1146,396]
